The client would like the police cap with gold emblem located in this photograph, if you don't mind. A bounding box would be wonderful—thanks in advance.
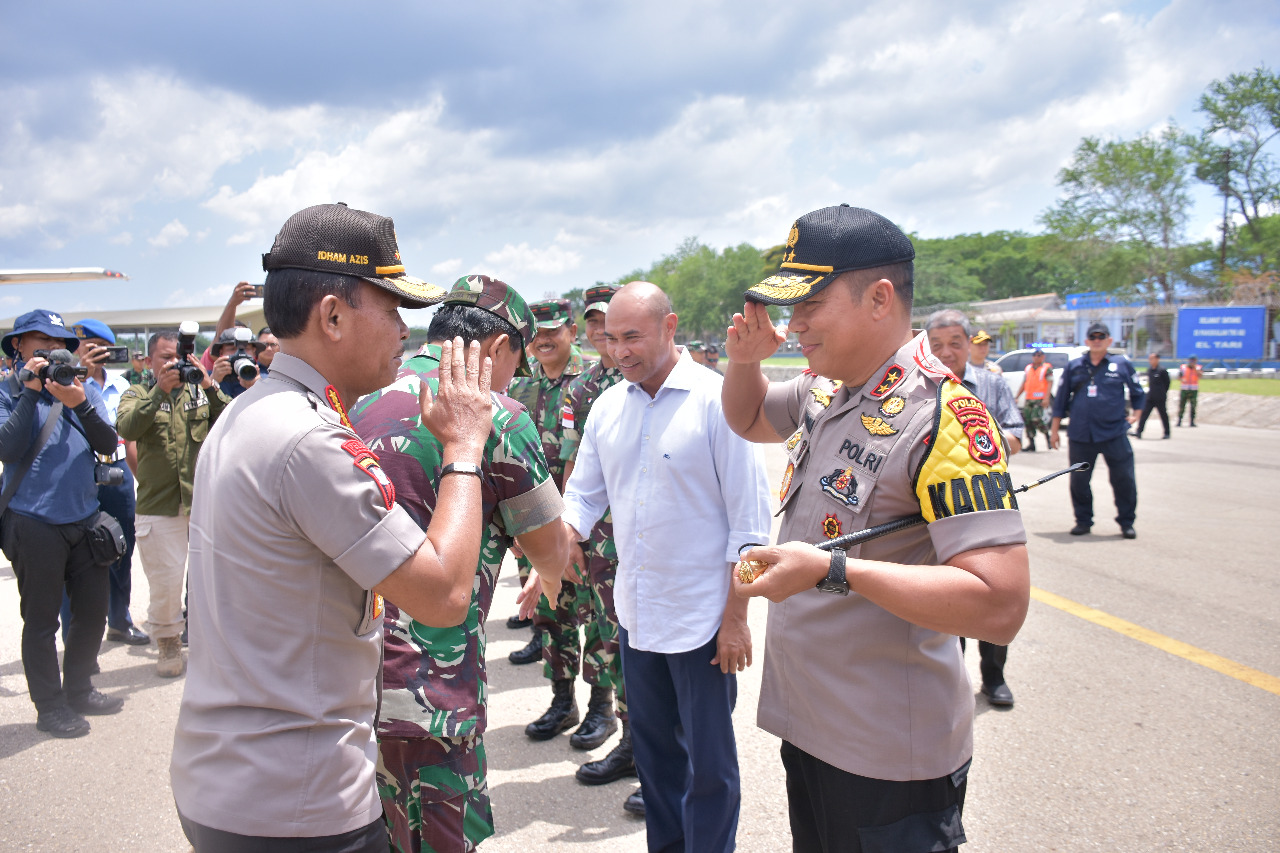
[262,203,446,308]
[746,204,915,306]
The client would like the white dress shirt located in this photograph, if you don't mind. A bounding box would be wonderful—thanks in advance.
[562,349,771,654]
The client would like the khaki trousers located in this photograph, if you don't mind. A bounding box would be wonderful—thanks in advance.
[134,513,189,640]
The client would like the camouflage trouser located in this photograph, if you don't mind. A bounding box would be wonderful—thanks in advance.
[377,732,493,853]
[533,516,627,719]
[1022,401,1049,440]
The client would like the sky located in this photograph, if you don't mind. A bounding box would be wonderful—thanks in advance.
[1,0,1277,325]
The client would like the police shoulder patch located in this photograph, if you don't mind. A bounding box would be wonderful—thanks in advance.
[341,438,396,511]
[913,379,1017,523]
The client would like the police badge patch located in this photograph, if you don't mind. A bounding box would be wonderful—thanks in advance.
[822,514,842,539]
[341,438,396,510]
[820,467,859,507]
[879,396,906,417]
[870,366,904,398]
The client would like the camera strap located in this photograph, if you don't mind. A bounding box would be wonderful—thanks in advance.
[0,400,63,517]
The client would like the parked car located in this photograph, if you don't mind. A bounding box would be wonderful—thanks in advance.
[993,346,1130,402]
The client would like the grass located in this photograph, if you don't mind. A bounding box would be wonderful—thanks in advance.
[1185,379,1280,397]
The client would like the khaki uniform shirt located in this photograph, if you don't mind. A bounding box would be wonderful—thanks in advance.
[758,333,1026,782]
[117,379,231,516]
[170,353,427,838]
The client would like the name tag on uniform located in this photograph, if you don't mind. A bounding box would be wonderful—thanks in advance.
[1087,384,1097,397]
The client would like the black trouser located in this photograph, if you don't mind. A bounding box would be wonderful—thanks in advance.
[781,741,967,853]
[60,463,138,637]
[1,510,107,713]
[1068,434,1137,528]
[1137,396,1169,437]
[958,636,1007,688]
[178,812,387,853]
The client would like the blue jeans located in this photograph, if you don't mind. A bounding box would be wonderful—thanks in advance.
[1068,434,1137,528]
[620,625,740,853]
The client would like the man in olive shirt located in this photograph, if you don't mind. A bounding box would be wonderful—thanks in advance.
[724,204,1030,852]
[116,333,230,677]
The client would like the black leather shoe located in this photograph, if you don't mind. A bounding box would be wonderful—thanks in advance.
[623,787,645,816]
[180,626,188,647]
[1162,434,1171,439]
[506,614,533,630]
[1070,525,1091,536]
[981,682,1015,707]
[508,633,543,665]
[525,679,580,740]
[106,625,150,646]
[36,707,90,738]
[577,721,636,785]
[570,686,618,750]
[69,689,124,716]
[1121,527,1137,539]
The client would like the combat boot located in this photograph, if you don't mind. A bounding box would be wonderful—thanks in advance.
[570,685,618,750]
[525,679,579,741]
[508,633,543,665]
[157,635,186,678]
[575,720,636,785]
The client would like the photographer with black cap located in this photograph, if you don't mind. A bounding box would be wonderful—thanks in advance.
[0,310,123,738]
[170,202,500,853]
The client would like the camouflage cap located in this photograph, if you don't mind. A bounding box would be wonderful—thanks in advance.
[441,275,536,376]
[746,204,915,306]
[530,299,573,330]
[583,284,619,317]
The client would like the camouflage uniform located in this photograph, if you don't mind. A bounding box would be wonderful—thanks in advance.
[353,325,560,849]
[507,343,597,683]
[559,359,628,719]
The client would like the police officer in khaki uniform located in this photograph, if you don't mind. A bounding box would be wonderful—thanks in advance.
[169,203,529,853]
[723,205,1031,852]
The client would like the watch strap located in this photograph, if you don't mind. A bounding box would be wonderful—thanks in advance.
[438,461,483,482]
[816,548,850,595]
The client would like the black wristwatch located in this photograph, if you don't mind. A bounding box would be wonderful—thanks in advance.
[815,548,850,595]
[438,462,483,484]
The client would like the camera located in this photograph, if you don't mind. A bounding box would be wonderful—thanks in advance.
[19,348,89,386]
[229,327,259,382]
[95,462,125,487]
[172,321,205,384]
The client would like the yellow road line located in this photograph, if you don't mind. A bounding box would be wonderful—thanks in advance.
[1030,587,1280,697]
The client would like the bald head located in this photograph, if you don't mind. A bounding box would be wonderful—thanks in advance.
[613,281,673,321]
[606,281,680,395]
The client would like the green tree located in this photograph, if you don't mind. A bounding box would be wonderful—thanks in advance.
[1040,128,1192,303]
[1188,65,1280,268]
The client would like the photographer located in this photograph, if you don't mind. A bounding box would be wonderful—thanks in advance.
[117,330,231,677]
[72,319,149,646]
[206,327,265,399]
[0,310,123,738]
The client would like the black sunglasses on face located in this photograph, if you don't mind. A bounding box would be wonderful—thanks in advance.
[1088,333,1107,340]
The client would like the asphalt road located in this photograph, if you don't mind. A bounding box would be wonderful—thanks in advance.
[1,422,1276,851]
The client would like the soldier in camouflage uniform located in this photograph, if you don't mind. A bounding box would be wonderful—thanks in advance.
[350,276,567,853]
[556,286,639,784]
[505,300,606,742]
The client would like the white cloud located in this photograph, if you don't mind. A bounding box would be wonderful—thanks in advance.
[148,219,190,248]
[430,258,463,276]
[109,231,133,245]
[483,242,583,277]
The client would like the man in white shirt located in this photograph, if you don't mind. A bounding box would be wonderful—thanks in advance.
[558,281,770,852]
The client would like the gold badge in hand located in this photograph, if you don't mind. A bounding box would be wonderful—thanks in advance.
[736,542,768,584]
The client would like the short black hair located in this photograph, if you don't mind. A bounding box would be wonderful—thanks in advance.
[427,304,522,353]
[258,326,273,337]
[148,331,179,356]
[849,261,914,309]
[263,268,363,339]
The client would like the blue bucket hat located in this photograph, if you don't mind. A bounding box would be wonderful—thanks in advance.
[72,318,117,345]
[2,309,81,359]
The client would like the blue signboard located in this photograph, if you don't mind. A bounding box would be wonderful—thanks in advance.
[1176,306,1267,359]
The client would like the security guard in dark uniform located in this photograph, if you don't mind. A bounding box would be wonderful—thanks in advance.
[1050,322,1145,538]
